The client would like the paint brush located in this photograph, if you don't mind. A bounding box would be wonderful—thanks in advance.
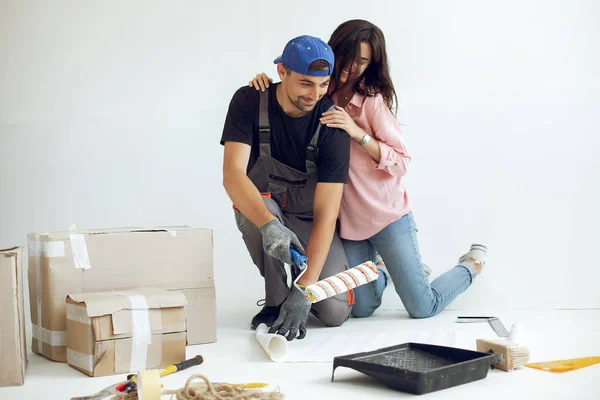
[476,339,531,371]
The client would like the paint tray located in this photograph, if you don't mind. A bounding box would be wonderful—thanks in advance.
[331,342,495,395]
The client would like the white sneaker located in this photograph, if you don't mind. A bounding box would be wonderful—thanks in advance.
[458,244,487,273]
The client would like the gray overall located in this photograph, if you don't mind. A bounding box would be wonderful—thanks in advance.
[234,90,353,327]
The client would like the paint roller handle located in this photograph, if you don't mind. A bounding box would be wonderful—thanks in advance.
[290,248,308,270]
[160,354,204,377]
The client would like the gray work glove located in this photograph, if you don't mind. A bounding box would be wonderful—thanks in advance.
[259,218,305,265]
[269,286,311,340]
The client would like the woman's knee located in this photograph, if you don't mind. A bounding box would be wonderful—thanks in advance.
[405,303,437,319]
[349,278,385,318]
[351,303,377,318]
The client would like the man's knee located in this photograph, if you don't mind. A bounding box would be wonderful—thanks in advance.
[312,297,352,327]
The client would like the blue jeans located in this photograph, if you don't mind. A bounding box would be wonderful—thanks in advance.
[342,212,476,318]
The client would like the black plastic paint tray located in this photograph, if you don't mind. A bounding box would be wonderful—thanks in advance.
[331,342,495,395]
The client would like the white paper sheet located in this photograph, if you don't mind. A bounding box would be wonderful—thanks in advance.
[255,323,478,363]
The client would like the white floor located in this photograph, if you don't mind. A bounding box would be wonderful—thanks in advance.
[2,304,598,400]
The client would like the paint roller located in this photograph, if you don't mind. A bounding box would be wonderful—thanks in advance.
[290,248,379,303]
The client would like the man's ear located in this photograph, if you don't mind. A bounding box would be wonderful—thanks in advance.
[276,64,286,80]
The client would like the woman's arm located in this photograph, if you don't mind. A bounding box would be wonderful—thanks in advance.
[320,98,410,176]
[365,96,411,177]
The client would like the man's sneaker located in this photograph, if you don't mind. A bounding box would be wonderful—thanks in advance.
[458,244,488,273]
[250,300,280,330]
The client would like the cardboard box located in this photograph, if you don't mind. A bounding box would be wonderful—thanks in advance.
[27,226,216,362]
[66,287,187,377]
[0,246,27,387]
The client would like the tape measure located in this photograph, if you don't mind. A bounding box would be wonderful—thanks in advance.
[137,370,161,400]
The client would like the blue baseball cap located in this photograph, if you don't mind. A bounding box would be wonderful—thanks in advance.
[273,35,334,77]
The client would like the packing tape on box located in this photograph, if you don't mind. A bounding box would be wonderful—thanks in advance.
[115,292,152,372]
[27,239,66,257]
[32,324,66,346]
[66,303,92,325]
[69,233,91,269]
[67,348,94,373]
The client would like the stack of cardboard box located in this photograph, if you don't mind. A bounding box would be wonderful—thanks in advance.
[1,225,217,383]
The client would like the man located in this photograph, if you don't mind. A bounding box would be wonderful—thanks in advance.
[220,35,353,341]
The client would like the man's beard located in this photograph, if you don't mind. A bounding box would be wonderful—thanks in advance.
[289,95,317,113]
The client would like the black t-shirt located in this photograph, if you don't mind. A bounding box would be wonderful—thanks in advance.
[220,84,350,183]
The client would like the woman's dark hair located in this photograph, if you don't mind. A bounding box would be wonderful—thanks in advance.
[328,19,398,114]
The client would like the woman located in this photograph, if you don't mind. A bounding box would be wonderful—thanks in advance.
[249,19,486,319]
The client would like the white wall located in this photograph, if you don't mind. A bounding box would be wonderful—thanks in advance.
[1,0,599,332]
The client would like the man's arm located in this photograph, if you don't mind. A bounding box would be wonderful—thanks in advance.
[222,141,274,228]
[296,182,344,286]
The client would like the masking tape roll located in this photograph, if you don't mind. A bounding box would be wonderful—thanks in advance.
[138,369,161,400]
